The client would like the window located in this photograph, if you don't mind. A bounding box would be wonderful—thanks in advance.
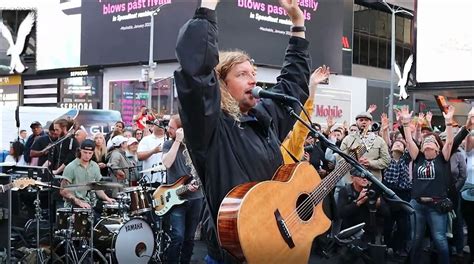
[109,77,176,128]
[369,37,378,67]
[379,39,388,69]
[359,35,369,65]
[59,75,102,109]
[353,4,413,69]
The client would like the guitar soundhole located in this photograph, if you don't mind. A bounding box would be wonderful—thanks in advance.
[296,194,313,221]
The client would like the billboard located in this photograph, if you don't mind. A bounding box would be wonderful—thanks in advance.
[80,0,199,65]
[414,0,474,84]
[216,0,343,70]
[3,0,346,72]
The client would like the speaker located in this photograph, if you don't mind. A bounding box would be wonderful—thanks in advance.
[0,175,11,263]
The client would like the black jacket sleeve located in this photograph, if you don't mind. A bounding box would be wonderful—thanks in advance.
[257,37,311,141]
[174,8,221,162]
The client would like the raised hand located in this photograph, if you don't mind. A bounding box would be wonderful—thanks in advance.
[426,111,433,124]
[381,113,389,131]
[466,107,474,129]
[309,65,330,97]
[400,105,413,124]
[342,120,348,131]
[367,104,377,114]
[326,115,335,128]
[418,112,426,127]
[279,0,304,26]
[442,105,455,122]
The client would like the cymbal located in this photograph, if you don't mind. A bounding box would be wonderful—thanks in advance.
[139,165,166,174]
[64,181,125,191]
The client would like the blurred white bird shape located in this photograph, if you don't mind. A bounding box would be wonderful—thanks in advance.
[394,54,413,100]
[0,12,35,74]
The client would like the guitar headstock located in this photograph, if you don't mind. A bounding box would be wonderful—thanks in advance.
[12,178,36,190]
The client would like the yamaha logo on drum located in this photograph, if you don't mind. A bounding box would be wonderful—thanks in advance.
[125,222,143,232]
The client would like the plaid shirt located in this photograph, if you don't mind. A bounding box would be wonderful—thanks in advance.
[383,151,412,190]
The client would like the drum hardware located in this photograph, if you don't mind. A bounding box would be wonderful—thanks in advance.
[32,185,48,264]
[139,165,167,174]
[55,210,79,264]
[78,212,108,264]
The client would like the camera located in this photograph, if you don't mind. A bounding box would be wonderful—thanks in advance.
[304,145,314,153]
[371,122,380,132]
[158,119,170,128]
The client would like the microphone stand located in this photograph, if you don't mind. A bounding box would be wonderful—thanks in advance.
[40,130,75,154]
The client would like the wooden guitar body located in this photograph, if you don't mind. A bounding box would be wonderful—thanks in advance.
[217,162,331,263]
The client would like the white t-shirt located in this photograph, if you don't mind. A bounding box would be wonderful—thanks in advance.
[4,155,26,166]
[466,149,474,185]
[137,134,165,183]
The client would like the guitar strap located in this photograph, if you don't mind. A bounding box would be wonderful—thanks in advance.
[280,143,301,164]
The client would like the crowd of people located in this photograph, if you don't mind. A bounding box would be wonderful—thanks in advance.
[2,0,474,263]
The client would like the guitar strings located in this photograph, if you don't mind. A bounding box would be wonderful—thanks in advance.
[284,144,365,230]
[283,129,369,228]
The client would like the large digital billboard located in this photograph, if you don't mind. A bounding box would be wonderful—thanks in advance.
[4,0,346,72]
[216,0,343,70]
[80,0,199,65]
[414,0,474,84]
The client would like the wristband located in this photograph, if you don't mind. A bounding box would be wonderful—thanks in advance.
[290,26,306,32]
[445,123,453,126]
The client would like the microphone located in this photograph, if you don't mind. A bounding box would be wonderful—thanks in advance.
[251,86,299,104]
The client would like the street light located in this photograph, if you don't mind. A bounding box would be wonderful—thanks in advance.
[147,3,170,115]
[382,0,413,129]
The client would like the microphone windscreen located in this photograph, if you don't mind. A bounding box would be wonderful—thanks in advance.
[251,86,263,98]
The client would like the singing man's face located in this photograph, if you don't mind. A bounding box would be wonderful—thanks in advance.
[224,61,257,113]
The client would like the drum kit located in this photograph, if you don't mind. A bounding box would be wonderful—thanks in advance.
[2,163,170,264]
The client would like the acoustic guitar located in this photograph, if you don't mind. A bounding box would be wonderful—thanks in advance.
[217,134,368,263]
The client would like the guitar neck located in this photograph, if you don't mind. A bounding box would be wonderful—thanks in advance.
[310,144,367,205]
[176,184,188,196]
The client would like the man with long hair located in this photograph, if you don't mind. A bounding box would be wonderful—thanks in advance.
[174,0,310,262]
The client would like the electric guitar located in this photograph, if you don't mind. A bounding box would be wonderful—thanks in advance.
[152,175,200,216]
[1,178,38,192]
[217,130,369,263]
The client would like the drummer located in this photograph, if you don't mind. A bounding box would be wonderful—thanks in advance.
[59,139,115,209]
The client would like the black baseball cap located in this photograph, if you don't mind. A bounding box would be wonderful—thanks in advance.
[80,139,95,151]
[30,121,42,128]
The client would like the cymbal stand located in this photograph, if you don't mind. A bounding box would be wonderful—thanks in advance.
[78,211,107,264]
[33,186,47,264]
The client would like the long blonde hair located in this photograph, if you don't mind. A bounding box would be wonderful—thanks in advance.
[216,50,253,120]
[93,133,107,161]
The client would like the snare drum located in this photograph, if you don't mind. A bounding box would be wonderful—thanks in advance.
[123,186,151,215]
[56,208,92,239]
[94,217,155,264]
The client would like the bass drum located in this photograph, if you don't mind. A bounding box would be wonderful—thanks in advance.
[94,218,155,264]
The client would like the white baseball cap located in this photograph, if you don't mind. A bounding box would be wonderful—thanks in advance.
[127,137,139,146]
[111,135,128,147]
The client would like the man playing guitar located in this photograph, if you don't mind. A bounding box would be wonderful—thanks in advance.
[161,114,203,263]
